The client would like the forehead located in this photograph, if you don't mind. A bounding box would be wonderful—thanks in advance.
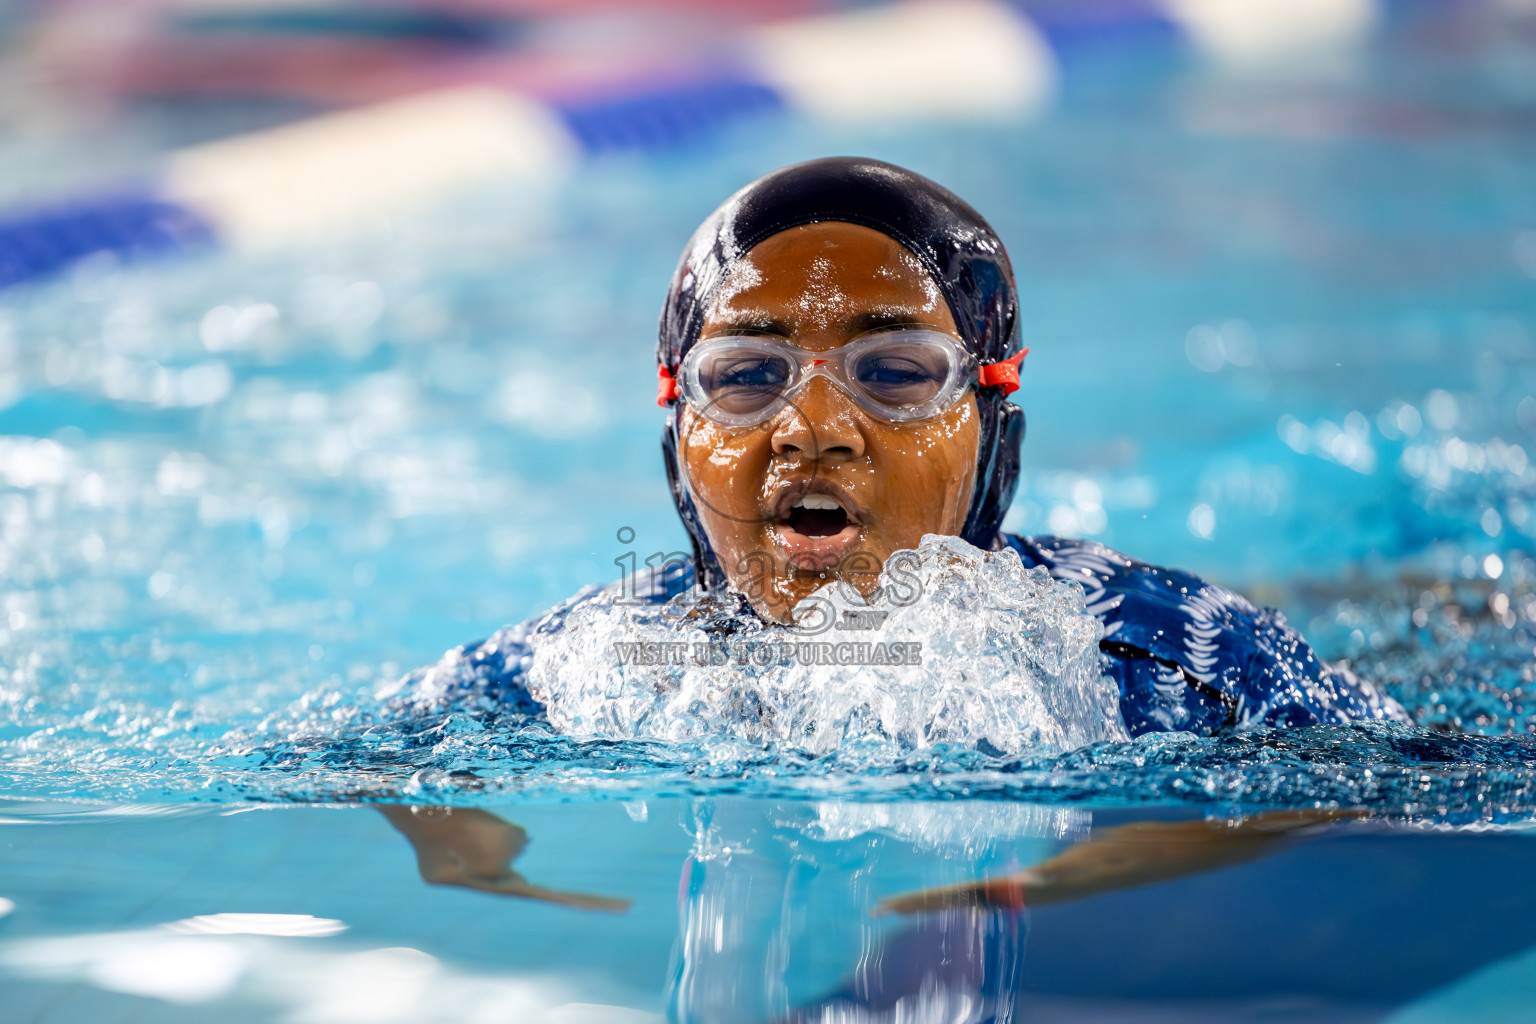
[704,221,952,328]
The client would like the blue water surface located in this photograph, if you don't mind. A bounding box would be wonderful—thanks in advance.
[3,4,1536,1021]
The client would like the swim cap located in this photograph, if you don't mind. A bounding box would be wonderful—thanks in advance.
[658,156,1025,588]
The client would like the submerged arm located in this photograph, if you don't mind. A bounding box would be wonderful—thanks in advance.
[877,808,1364,916]
[379,805,631,913]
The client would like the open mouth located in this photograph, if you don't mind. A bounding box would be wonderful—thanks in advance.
[784,494,850,538]
[768,485,864,570]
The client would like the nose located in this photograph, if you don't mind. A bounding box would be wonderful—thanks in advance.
[770,375,868,464]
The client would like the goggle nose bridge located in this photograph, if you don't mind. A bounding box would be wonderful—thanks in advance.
[781,360,870,412]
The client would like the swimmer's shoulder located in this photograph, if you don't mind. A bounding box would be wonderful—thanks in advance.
[1004,532,1410,729]
[1003,532,1259,627]
[629,555,697,603]
[1004,531,1266,694]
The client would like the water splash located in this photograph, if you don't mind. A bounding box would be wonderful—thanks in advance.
[525,536,1129,759]
[792,800,1089,853]
[2,70,1536,822]
[7,530,1536,827]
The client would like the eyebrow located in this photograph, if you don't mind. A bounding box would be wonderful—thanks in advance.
[844,310,932,334]
[707,308,936,338]
[710,316,792,337]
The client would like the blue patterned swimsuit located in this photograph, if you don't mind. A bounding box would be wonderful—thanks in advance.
[403,535,1408,737]
[1002,535,1407,734]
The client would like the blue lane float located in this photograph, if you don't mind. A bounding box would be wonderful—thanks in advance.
[0,195,217,292]
[0,0,1397,290]
[555,78,787,155]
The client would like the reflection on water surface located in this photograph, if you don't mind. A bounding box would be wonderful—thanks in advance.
[4,798,1536,1023]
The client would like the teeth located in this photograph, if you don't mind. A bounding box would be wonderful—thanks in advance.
[794,495,842,511]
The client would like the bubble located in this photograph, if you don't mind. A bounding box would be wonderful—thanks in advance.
[1519,397,1536,436]
[79,534,106,563]
[1218,319,1258,366]
[1188,503,1216,539]
[147,572,174,599]
[1425,390,1459,431]
[1184,324,1225,373]
[43,345,77,387]
[1514,229,1536,278]
[200,303,279,352]
[1377,406,1402,440]
[1047,503,1079,535]
[1277,414,1310,453]
[496,367,606,438]
[1077,504,1108,535]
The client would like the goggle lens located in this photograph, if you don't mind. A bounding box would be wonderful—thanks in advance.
[696,351,794,418]
[849,346,951,407]
[681,330,971,426]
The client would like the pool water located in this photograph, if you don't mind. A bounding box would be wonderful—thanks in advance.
[4,3,1536,1021]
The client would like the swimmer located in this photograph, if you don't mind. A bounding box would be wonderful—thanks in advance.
[382,157,1408,913]
[396,155,1410,738]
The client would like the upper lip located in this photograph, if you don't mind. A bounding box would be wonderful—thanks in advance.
[764,477,866,527]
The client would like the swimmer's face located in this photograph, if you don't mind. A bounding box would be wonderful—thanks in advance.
[680,221,979,623]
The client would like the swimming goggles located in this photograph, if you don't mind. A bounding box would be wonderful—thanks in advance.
[657,328,1026,427]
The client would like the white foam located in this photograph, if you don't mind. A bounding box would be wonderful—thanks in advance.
[797,800,1089,852]
[525,535,1127,759]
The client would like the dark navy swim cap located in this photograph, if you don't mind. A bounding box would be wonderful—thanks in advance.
[658,156,1025,588]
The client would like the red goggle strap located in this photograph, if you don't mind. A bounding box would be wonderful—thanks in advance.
[657,364,680,407]
[978,347,1029,396]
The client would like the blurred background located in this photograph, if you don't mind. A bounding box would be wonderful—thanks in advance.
[0,0,1535,731]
